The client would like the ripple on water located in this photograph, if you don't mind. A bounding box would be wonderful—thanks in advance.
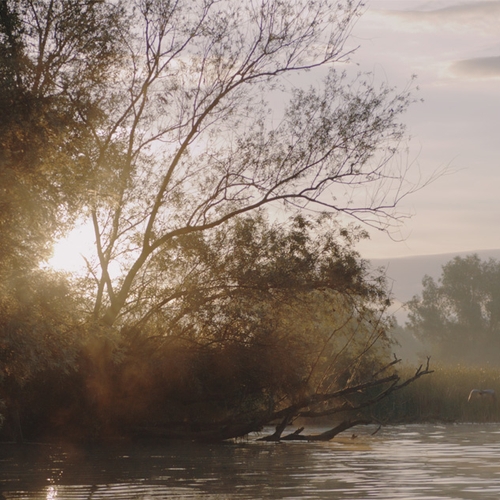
[2,424,500,499]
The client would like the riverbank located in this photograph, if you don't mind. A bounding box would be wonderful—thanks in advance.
[367,363,500,424]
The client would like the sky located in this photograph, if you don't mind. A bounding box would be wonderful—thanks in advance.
[346,0,500,259]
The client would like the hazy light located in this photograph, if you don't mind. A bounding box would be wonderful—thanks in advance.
[46,223,96,274]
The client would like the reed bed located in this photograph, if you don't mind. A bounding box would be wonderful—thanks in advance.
[368,364,500,423]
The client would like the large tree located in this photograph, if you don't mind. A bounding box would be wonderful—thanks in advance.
[407,254,500,364]
[51,0,417,327]
[0,0,433,441]
[2,0,419,326]
[0,0,126,439]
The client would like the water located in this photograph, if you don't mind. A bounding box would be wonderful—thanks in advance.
[1,424,500,499]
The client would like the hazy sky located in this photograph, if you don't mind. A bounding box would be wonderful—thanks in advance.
[347,0,500,259]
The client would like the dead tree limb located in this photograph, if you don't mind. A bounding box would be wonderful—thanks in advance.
[258,409,295,441]
[307,420,371,441]
[279,420,371,441]
[257,358,433,442]
[281,427,305,440]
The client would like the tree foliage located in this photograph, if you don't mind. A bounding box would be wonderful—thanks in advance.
[0,0,124,269]
[49,0,417,327]
[0,0,432,441]
[0,0,126,438]
[407,254,500,364]
[14,214,429,442]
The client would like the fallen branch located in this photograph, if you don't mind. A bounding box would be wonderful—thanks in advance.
[273,420,371,441]
[256,358,433,442]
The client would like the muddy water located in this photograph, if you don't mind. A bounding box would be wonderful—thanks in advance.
[1,424,500,499]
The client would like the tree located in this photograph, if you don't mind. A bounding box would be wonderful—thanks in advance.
[0,0,433,441]
[0,0,126,438]
[2,0,420,326]
[0,0,125,271]
[407,254,500,364]
[47,0,417,327]
[51,214,431,441]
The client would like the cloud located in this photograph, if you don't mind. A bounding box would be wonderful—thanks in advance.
[450,56,500,78]
[380,1,500,34]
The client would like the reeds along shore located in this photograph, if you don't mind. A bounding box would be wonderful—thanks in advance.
[368,364,500,423]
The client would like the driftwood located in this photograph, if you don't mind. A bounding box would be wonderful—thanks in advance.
[257,357,433,443]
[279,420,370,441]
[281,427,305,440]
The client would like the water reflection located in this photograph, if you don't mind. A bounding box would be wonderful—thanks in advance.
[2,424,500,499]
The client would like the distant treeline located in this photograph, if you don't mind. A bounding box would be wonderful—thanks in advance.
[406,254,500,366]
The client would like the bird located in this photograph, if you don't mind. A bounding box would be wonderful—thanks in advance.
[467,389,496,402]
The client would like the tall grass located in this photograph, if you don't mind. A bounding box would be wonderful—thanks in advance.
[368,364,500,423]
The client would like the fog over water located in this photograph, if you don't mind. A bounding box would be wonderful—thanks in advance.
[2,424,500,499]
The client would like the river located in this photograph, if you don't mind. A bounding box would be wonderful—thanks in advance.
[1,424,500,499]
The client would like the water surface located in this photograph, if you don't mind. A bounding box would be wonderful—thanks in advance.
[1,424,500,499]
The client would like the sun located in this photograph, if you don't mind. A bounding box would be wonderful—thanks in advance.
[46,223,96,274]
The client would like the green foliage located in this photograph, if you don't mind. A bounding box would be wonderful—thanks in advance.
[94,214,395,437]
[407,254,500,364]
[0,267,85,440]
[0,214,399,441]
[0,1,125,434]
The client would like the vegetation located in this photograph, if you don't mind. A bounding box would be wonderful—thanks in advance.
[0,0,431,443]
[369,363,500,424]
[407,254,500,365]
